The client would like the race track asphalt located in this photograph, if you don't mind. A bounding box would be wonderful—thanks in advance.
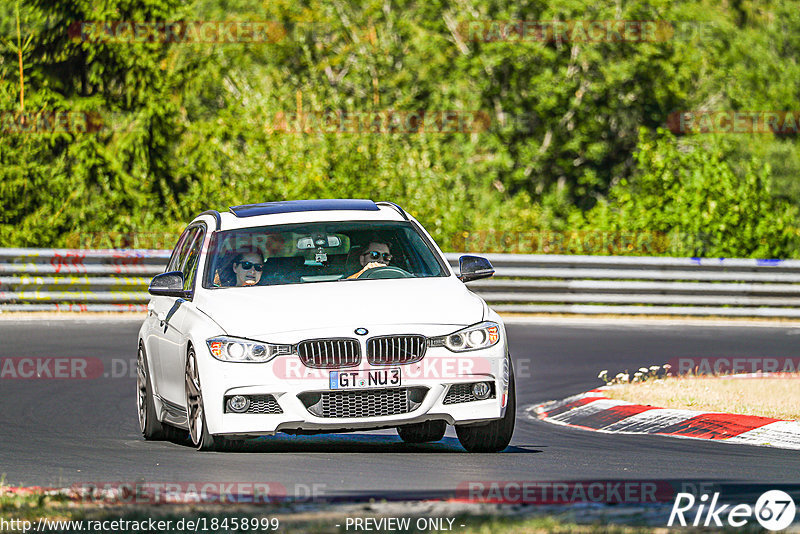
[1,318,799,499]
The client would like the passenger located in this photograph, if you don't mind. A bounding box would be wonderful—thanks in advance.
[231,250,265,286]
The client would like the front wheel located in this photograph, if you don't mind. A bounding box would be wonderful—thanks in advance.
[186,347,218,451]
[397,420,447,443]
[455,358,516,453]
[185,347,243,452]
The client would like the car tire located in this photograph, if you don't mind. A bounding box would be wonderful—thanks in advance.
[397,420,447,443]
[137,343,168,440]
[455,358,516,453]
[185,346,220,451]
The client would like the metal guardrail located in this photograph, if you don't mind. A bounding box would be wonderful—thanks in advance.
[0,249,167,312]
[2,248,800,316]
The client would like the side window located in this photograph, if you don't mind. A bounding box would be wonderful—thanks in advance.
[182,227,206,292]
[166,227,195,273]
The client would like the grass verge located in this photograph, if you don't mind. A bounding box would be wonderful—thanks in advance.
[603,375,800,420]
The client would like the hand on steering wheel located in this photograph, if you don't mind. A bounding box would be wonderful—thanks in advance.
[357,265,413,279]
[363,262,385,271]
[348,262,385,280]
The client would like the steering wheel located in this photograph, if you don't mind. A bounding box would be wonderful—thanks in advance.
[359,265,413,279]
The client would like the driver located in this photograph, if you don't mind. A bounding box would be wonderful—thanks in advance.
[347,241,392,279]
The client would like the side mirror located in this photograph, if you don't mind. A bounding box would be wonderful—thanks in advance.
[458,255,495,283]
[149,271,188,298]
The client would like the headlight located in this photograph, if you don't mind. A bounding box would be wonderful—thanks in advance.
[428,322,501,352]
[206,336,292,363]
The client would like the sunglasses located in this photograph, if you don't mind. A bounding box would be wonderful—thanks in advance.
[363,250,392,262]
[236,261,264,271]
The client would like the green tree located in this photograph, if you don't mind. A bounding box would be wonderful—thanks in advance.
[0,0,201,245]
[582,128,798,258]
[1,0,799,258]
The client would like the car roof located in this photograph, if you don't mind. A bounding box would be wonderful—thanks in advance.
[193,199,410,230]
[230,199,380,217]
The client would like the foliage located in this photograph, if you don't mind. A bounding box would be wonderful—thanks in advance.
[581,128,799,257]
[598,365,669,385]
[0,0,799,258]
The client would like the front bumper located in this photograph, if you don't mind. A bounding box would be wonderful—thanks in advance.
[200,342,509,437]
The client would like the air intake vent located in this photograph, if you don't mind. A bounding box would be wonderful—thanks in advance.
[300,387,428,418]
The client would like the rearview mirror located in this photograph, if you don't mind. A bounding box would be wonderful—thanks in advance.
[148,271,188,298]
[458,255,495,283]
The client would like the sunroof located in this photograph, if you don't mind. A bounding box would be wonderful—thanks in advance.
[229,199,380,218]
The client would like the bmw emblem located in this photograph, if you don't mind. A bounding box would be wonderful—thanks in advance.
[354,327,368,336]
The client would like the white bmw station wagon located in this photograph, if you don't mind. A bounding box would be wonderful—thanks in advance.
[137,199,515,452]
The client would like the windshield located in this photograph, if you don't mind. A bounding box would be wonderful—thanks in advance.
[202,221,448,288]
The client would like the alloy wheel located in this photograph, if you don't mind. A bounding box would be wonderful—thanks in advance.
[185,349,204,447]
[136,346,148,433]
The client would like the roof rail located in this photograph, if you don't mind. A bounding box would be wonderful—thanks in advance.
[375,201,409,220]
[197,210,222,230]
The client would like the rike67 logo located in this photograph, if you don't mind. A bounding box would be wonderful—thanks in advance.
[669,490,796,531]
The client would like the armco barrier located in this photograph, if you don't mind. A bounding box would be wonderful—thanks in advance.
[0,248,168,312]
[2,249,800,316]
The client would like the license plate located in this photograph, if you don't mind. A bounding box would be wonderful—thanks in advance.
[329,368,401,389]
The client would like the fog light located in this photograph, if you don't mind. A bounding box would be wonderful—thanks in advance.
[227,395,250,413]
[472,382,491,400]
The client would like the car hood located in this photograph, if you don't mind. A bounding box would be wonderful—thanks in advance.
[194,277,485,336]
